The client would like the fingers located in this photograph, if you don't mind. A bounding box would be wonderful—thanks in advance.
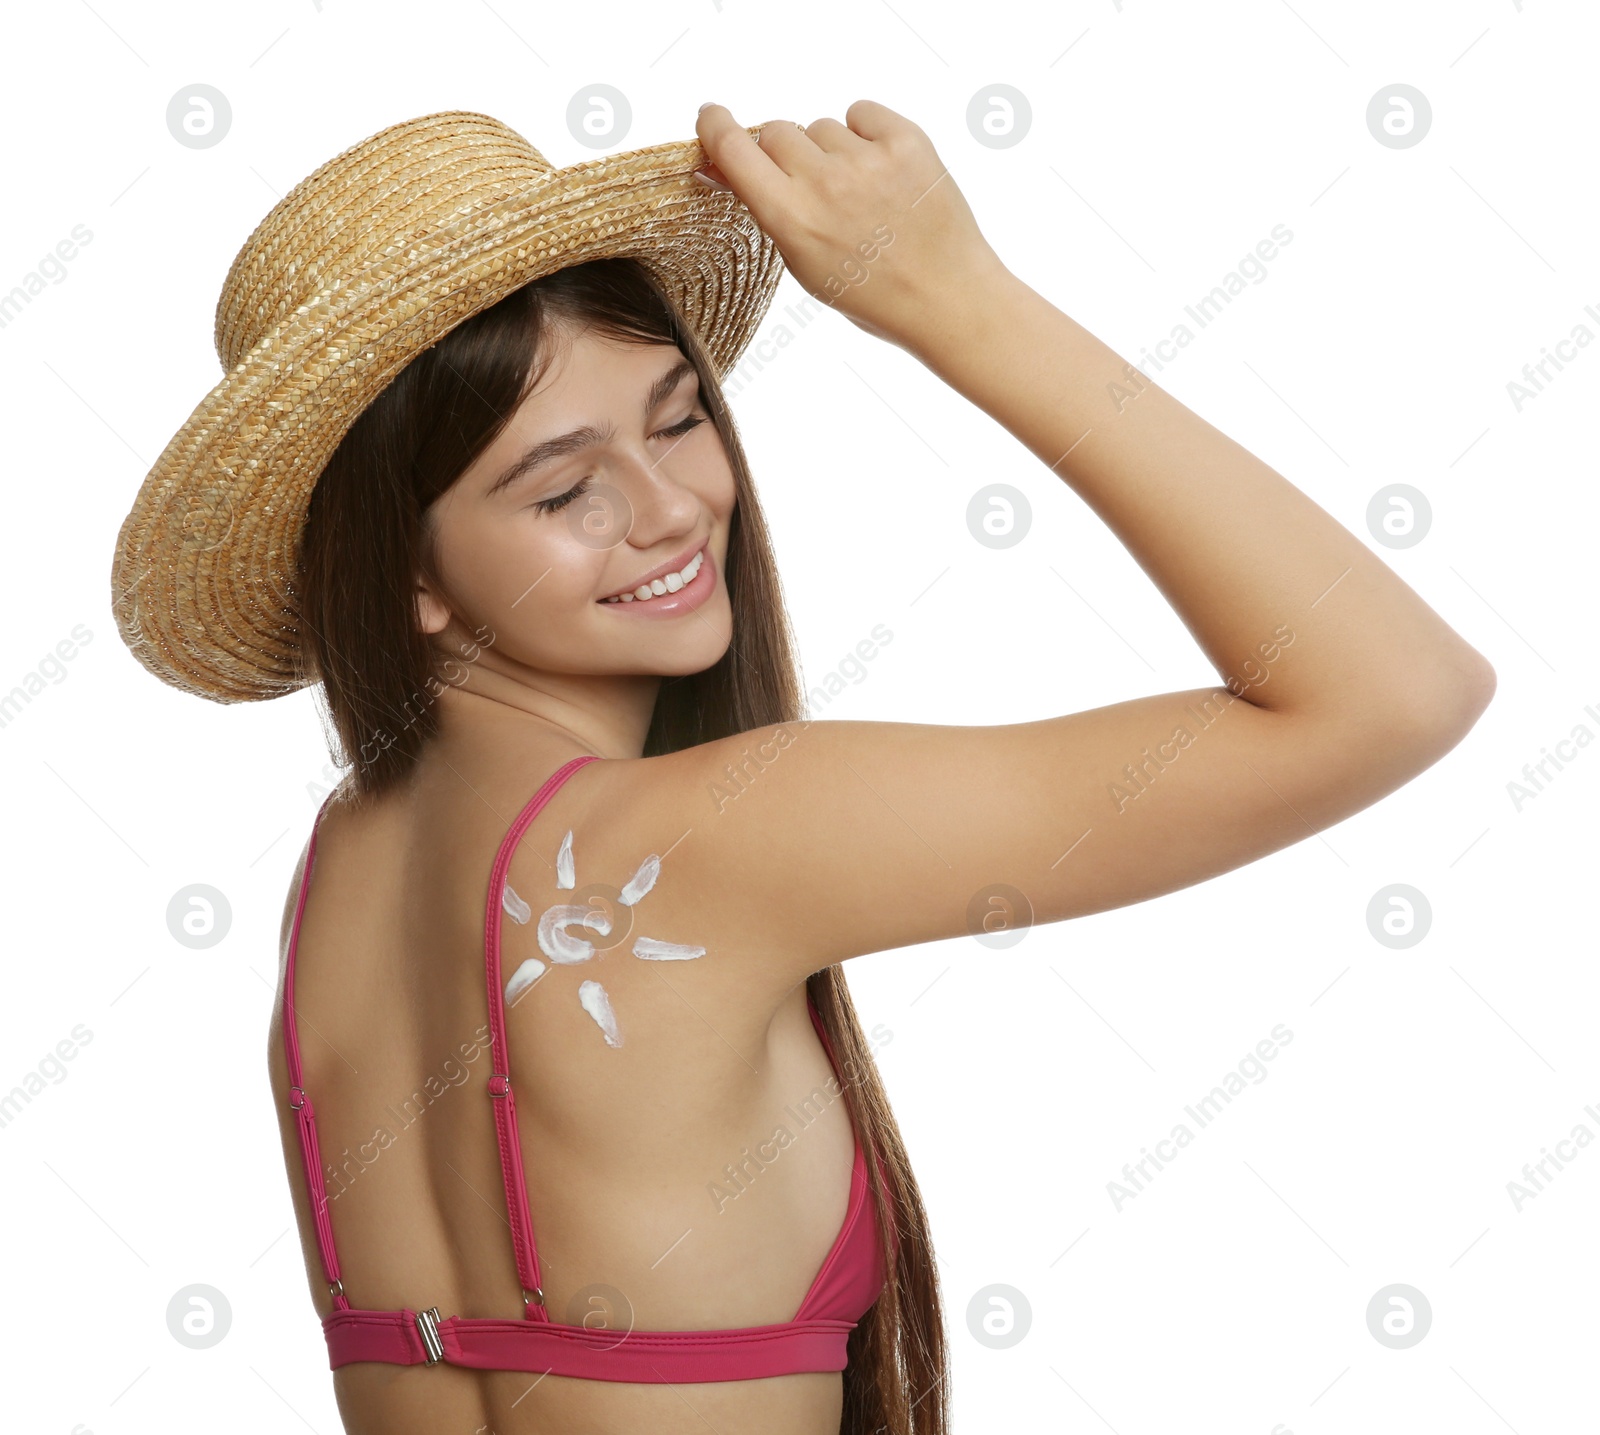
[751,118,815,172]
[798,116,863,155]
[692,159,731,190]
[694,105,794,211]
[842,99,909,143]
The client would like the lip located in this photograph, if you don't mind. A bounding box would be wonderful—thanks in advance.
[599,540,708,602]
[596,542,717,618]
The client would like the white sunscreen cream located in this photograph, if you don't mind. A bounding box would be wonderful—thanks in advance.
[632,936,706,961]
[502,881,532,925]
[578,979,622,1047]
[505,957,547,1005]
[527,830,705,1046]
[537,903,610,963]
[618,854,660,906]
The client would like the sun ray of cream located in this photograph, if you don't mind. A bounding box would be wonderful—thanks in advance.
[618,854,660,906]
[505,957,547,1004]
[556,830,576,889]
[632,936,706,961]
[578,980,622,1047]
[502,881,532,925]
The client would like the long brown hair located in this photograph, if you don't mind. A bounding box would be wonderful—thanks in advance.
[293,257,949,1432]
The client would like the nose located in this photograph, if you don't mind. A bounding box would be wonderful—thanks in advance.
[598,446,704,551]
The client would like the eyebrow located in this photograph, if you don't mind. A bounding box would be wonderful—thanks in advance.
[483,359,700,499]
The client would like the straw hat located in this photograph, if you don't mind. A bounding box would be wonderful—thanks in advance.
[108,109,787,704]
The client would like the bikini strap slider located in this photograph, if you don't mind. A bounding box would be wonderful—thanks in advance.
[288,1085,307,1112]
[414,1306,444,1365]
[523,1286,544,1309]
[487,1072,510,1098]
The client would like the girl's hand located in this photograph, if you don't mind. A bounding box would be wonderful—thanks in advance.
[693,100,1005,351]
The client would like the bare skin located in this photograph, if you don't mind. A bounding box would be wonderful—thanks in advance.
[267,99,1495,1435]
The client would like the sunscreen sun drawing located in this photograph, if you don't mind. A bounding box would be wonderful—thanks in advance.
[500,827,704,1047]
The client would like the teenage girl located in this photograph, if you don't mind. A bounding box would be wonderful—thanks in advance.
[269,100,1495,1435]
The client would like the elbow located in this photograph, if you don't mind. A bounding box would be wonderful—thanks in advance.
[1299,656,1496,808]
[1396,652,1498,760]
[1467,654,1498,714]
[1440,649,1498,729]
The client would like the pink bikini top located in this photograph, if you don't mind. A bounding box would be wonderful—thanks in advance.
[281,753,892,1382]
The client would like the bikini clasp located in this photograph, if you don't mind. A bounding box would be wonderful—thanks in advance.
[414,1305,445,1365]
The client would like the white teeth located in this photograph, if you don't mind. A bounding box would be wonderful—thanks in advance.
[603,547,704,603]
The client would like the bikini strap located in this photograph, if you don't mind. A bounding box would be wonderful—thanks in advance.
[282,787,350,1311]
[483,754,603,1320]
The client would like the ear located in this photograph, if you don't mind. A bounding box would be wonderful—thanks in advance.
[414,574,452,636]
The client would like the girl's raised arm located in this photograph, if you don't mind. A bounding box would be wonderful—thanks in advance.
[666,102,1494,995]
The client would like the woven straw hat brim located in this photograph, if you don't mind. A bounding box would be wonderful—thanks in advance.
[109,113,786,704]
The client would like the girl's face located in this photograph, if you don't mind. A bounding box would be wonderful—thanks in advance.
[417,325,736,684]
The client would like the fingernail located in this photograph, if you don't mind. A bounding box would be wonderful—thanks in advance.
[699,102,715,113]
[692,170,730,191]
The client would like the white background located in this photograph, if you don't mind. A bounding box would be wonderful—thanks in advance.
[1,1,1594,1431]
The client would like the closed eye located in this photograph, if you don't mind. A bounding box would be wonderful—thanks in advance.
[531,415,709,515]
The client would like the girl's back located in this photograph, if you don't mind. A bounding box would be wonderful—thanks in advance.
[268,739,869,1435]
